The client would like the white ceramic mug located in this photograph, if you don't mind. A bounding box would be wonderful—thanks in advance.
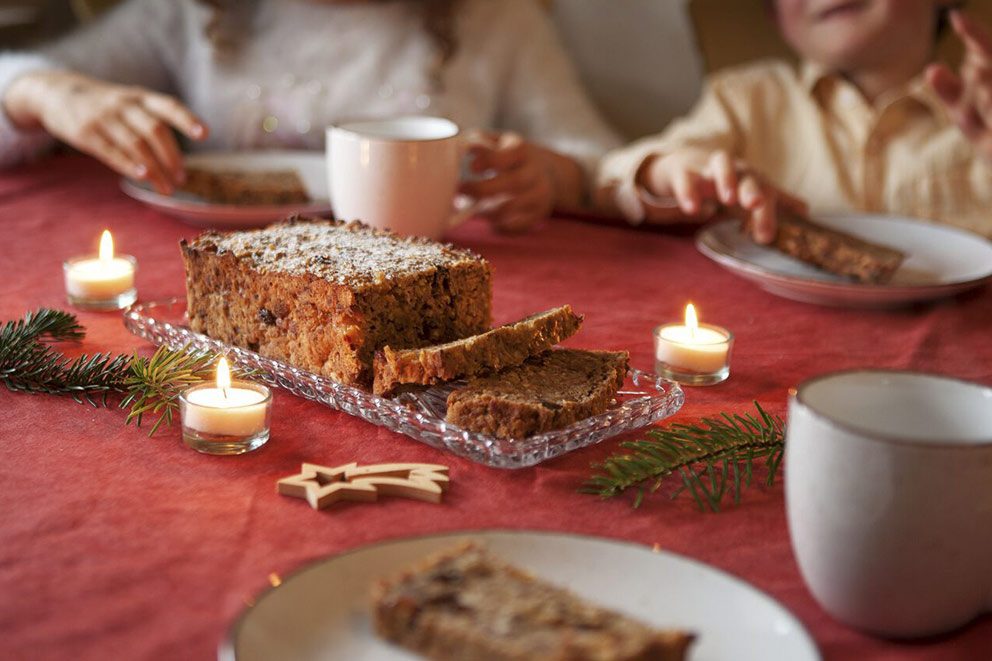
[326,116,467,239]
[786,370,992,638]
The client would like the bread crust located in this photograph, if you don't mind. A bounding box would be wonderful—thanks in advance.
[753,208,905,283]
[445,349,629,438]
[181,218,492,389]
[373,305,583,395]
[179,168,310,205]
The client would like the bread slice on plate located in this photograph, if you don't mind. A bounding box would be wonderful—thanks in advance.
[373,305,583,395]
[180,168,311,205]
[747,207,905,283]
[445,348,629,439]
[372,542,695,661]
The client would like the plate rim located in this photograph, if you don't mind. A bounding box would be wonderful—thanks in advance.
[218,528,821,661]
[695,214,992,299]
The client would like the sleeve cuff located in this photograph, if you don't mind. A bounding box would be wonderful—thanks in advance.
[0,52,57,168]
[599,150,660,225]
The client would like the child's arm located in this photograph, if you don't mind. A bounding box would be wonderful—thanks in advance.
[597,70,806,243]
[637,147,807,244]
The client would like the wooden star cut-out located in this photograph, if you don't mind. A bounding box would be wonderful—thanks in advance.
[277,462,450,510]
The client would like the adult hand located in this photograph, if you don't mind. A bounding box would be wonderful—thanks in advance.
[637,148,806,244]
[4,70,207,194]
[926,10,992,160]
[459,131,554,234]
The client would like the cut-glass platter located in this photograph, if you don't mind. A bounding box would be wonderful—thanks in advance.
[123,299,684,468]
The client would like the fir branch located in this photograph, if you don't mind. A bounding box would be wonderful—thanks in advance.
[0,309,86,384]
[582,402,784,512]
[4,349,131,406]
[0,307,84,348]
[121,344,219,436]
[0,308,127,404]
[2,309,259,437]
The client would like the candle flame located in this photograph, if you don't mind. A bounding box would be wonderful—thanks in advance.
[216,356,232,394]
[685,303,699,340]
[98,230,114,261]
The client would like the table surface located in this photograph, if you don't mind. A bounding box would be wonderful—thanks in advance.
[2,156,991,661]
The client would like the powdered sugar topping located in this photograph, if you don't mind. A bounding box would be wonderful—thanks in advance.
[190,220,483,286]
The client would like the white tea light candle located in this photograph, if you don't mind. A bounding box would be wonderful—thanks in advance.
[63,230,137,310]
[179,357,271,455]
[654,304,733,385]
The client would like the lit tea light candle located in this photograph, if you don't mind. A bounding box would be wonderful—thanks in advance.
[654,303,733,386]
[179,356,271,455]
[63,230,137,311]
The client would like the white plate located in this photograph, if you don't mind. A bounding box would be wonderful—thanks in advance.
[696,213,992,307]
[220,530,819,661]
[121,150,333,228]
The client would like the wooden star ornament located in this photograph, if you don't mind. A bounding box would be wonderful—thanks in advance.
[277,462,450,510]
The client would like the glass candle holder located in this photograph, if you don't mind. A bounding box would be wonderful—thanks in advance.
[179,381,272,455]
[653,322,734,386]
[63,254,137,311]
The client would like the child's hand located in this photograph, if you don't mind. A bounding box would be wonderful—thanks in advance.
[927,10,992,160]
[460,131,554,234]
[637,148,806,244]
[3,70,207,194]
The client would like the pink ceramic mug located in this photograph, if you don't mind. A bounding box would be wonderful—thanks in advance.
[326,117,468,240]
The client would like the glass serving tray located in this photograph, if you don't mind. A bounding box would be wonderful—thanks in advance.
[124,299,684,469]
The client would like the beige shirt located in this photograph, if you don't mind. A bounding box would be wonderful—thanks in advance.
[598,59,992,238]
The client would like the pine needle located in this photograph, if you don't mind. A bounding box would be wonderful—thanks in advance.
[2,308,256,437]
[120,344,218,436]
[581,402,784,512]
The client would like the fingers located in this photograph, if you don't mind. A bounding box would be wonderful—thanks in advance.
[739,174,777,244]
[671,167,719,216]
[121,105,184,182]
[951,10,992,68]
[487,185,550,233]
[460,160,537,198]
[467,132,526,173]
[99,118,174,193]
[75,130,147,181]
[141,91,207,141]
[706,150,738,205]
[926,63,964,109]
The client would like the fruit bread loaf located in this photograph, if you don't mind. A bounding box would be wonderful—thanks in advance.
[372,542,695,661]
[180,167,311,205]
[181,218,492,389]
[373,305,583,395]
[747,206,905,283]
[446,348,629,438]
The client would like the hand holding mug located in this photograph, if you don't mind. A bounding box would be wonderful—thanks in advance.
[460,131,554,234]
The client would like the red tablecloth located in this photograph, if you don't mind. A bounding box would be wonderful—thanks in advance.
[2,156,991,660]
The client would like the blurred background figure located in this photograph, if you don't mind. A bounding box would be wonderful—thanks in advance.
[598,0,992,241]
[0,0,621,232]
